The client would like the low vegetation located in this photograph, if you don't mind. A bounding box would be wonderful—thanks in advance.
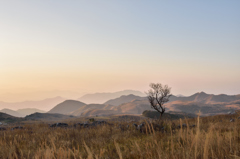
[0,113,240,158]
[142,110,196,119]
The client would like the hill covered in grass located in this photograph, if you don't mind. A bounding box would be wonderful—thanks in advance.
[0,112,24,123]
[25,112,76,121]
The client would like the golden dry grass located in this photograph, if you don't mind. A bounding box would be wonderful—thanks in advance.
[0,113,240,159]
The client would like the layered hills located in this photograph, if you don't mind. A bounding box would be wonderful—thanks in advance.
[0,108,46,117]
[51,92,240,117]
[0,112,23,123]
[0,109,24,117]
[25,112,75,121]
[0,112,75,123]
[69,104,115,116]
[78,90,145,104]
[48,100,86,114]
[169,92,240,104]
[17,108,46,116]
[0,96,66,111]
[104,94,146,106]
[1,91,240,119]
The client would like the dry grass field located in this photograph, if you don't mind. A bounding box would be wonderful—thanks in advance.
[0,113,240,159]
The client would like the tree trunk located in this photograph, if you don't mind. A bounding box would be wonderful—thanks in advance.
[159,111,164,120]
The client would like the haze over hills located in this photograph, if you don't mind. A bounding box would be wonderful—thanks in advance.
[0,108,46,117]
[0,112,75,123]
[169,92,240,104]
[0,96,66,111]
[0,90,83,103]
[1,91,240,118]
[0,109,25,117]
[51,92,240,117]
[17,108,46,116]
[78,90,145,104]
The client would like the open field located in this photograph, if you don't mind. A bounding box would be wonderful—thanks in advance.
[0,113,240,159]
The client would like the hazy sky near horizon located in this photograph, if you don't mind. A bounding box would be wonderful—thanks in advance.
[0,1,240,102]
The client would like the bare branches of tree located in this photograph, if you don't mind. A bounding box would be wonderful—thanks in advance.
[146,83,172,118]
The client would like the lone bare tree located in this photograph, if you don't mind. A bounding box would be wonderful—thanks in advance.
[146,83,172,118]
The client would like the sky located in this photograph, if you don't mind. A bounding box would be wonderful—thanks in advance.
[0,1,239,102]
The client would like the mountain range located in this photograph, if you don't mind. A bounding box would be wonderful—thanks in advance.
[1,91,240,119]
[104,94,146,106]
[0,90,144,112]
[0,108,46,117]
[0,112,75,123]
[0,96,66,111]
[48,92,240,117]
[78,90,145,104]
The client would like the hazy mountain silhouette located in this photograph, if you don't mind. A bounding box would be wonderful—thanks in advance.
[73,92,240,117]
[0,96,66,111]
[104,94,146,106]
[0,111,74,122]
[17,108,46,116]
[48,100,86,114]
[78,90,145,104]
[0,109,25,117]
[169,92,240,104]
[0,108,46,117]
[4,91,237,118]
[175,94,186,97]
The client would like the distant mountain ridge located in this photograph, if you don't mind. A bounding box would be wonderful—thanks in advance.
[46,92,240,117]
[0,108,45,117]
[0,96,66,111]
[0,109,25,117]
[169,92,240,104]
[78,90,145,104]
[0,112,75,123]
[17,108,46,116]
[104,94,146,106]
[1,91,240,118]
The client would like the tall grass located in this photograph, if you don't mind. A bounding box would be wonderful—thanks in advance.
[0,114,240,158]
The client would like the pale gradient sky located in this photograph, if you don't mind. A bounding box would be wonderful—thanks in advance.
[0,1,240,102]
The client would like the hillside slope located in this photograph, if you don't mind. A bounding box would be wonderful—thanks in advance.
[48,100,86,114]
[25,112,75,121]
[46,92,240,117]
[69,104,115,116]
[104,94,146,106]
[0,112,23,123]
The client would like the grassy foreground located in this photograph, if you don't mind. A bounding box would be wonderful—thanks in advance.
[0,114,240,159]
